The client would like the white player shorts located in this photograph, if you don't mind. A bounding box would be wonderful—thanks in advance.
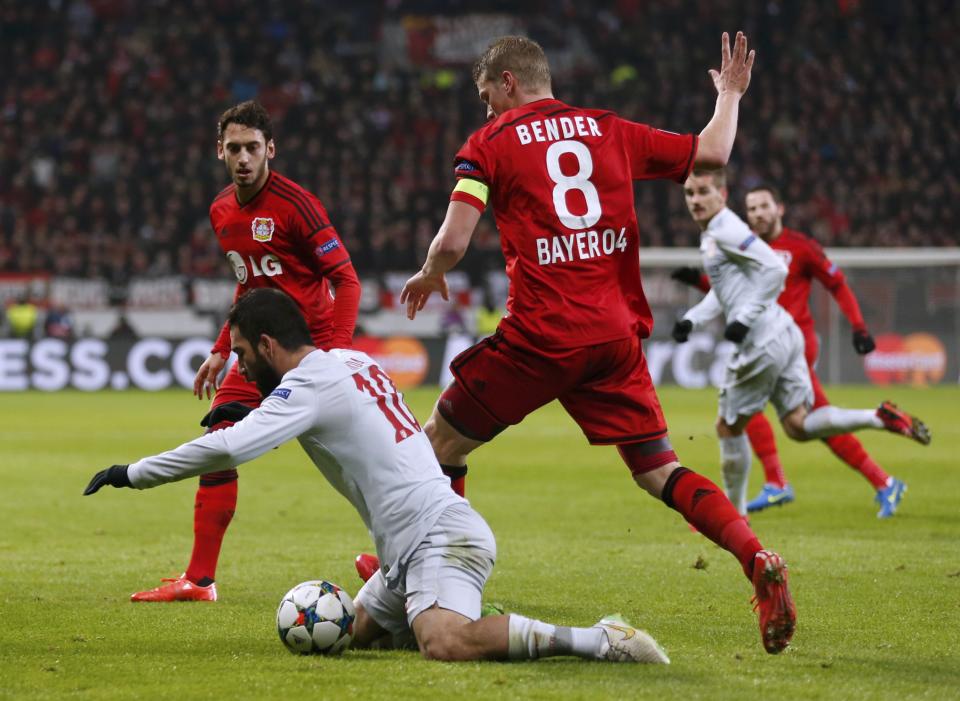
[354,502,496,636]
[718,321,814,425]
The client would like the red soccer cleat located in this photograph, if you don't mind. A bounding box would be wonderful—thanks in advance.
[751,550,796,654]
[130,574,217,603]
[876,401,931,445]
[355,553,380,583]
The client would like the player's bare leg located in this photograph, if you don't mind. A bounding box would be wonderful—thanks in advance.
[424,407,484,496]
[780,402,930,444]
[409,605,668,663]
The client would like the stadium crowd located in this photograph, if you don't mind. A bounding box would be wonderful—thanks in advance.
[0,0,956,292]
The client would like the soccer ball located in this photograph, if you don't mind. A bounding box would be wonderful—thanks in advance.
[276,580,355,655]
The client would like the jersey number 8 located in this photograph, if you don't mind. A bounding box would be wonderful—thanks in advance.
[546,140,602,230]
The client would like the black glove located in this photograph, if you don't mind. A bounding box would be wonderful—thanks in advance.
[84,465,131,495]
[672,319,693,343]
[724,321,750,343]
[670,266,703,287]
[852,330,876,355]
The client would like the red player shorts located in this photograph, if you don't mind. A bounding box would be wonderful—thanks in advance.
[210,362,262,410]
[440,329,670,447]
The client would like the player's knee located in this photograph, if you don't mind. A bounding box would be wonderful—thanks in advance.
[715,417,735,437]
[780,408,809,441]
[418,625,465,662]
[349,602,380,649]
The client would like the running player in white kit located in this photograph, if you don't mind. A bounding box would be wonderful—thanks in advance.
[673,170,930,515]
[84,288,668,664]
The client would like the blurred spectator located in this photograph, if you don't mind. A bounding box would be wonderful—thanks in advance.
[43,303,75,340]
[109,314,137,339]
[0,0,955,302]
[6,295,39,339]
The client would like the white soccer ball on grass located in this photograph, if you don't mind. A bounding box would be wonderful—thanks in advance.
[276,580,355,655]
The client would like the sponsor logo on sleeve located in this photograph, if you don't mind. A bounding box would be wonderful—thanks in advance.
[454,159,480,176]
[251,217,275,242]
[269,387,292,400]
[315,238,341,257]
[738,234,756,251]
[827,262,838,275]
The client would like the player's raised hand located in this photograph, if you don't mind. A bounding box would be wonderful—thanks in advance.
[709,31,755,96]
[400,270,449,320]
[83,464,131,495]
[194,352,227,400]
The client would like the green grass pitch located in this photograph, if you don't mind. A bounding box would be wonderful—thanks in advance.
[1,386,958,700]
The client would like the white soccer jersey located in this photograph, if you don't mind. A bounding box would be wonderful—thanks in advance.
[683,207,795,346]
[127,349,465,588]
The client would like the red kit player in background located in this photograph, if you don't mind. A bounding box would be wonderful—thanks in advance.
[131,101,361,602]
[671,184,908,518]
[387,34,797,654]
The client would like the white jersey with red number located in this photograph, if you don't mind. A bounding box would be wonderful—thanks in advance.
[127,349,464,588]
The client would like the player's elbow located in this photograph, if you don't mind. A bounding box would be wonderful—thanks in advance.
[693,141,730,170]
[433,234,469,261]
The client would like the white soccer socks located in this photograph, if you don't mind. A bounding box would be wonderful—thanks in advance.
[720,434,751,515]
[802,406,882,439]
[507,614,604,660]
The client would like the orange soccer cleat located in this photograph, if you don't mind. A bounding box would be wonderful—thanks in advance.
[876,401,931,445]
[130,574,218,602]
[751,550,796,654]
[354,553,380,583]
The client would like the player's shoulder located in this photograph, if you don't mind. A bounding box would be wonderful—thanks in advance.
[266,172,322,207]
[710,207,752,236]
[210,183,236,215]
[782,227,825,253]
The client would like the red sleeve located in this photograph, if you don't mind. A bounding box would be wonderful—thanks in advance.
[618,118,698,183]
[453,130,494,185]
[807,239,867,332]
[326,261,361,349]
[284,192,360,348]
[211,284,243,358]
[697,273,711,293]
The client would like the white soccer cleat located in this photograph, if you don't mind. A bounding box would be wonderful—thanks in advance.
[594,614,670,664]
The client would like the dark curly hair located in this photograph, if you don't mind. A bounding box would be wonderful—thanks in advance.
[217,100,274,143]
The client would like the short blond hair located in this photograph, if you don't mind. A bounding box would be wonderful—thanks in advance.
[472,36,551,90]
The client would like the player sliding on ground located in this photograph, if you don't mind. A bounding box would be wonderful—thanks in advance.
[673,169,930,517]
[84,289,669,664]
[368,33,798,655]
[671,183,918,517]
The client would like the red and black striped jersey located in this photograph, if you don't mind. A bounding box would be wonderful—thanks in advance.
[209,171,357,354]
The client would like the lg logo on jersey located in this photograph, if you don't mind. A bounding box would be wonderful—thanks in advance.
[226,250,283,284]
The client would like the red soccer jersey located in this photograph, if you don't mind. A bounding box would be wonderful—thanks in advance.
[452,98,697,348]
[208,171,357,355]
[768,227,865,337]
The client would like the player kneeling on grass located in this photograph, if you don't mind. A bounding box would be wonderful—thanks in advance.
[84,288,668,664]
[674,170,931,516]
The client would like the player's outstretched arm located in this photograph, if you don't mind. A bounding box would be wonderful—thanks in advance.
[400,201,481,320]
[696,31,755,169]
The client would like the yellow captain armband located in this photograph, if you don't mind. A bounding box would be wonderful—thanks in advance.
[451,178,490,209]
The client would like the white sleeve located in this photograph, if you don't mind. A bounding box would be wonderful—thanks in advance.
[683,288,723,328]
[127,378,318,489]
[714,227,787,327]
